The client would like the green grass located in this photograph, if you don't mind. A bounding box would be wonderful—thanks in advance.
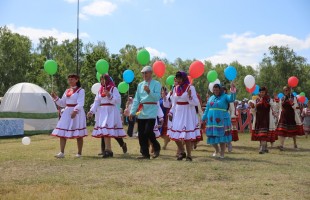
[0,131,309,200]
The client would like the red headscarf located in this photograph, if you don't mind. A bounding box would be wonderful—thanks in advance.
[99,74,115,97]
[175,71,190,96]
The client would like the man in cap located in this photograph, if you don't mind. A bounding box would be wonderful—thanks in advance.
[130,66,161,159]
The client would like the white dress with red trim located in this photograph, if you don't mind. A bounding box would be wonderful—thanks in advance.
[51,87,88,138]
[154,103,164,138]
[163,91,173,132]
[90,87,126,138]
[167,85,201,141]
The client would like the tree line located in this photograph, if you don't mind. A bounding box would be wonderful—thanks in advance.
[1,26,309,112]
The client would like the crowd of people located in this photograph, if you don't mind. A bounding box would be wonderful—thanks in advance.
[50,67,308,160]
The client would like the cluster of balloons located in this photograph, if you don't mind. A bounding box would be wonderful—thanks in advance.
[243,75,259,95]
[44,60,58,75]
[118,69,134,94]
[207,65,237,93]
[91,59,110,94]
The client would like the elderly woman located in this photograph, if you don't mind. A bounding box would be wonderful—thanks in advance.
[168,71,201,161]
[276,86,304,150]
[202,82,236,159]
[250,87,276,154]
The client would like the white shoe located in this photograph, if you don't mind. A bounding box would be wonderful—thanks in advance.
[55,152,65,158]
[212,152,220,157]
[75,154,81,158]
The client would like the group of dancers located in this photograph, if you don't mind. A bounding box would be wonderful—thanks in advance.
[50,67,308,160]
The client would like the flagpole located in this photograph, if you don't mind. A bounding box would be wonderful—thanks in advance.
[76,0,80,75]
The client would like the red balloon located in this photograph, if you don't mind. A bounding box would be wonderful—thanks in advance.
[246,85,256,93]
[152,61,166,78]
[288,76,299,88]
[298,96,306,103]
[188,76,193,84]
[189,61,204,79]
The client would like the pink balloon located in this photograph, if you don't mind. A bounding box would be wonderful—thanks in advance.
[189,61,204,79]
[152,61,166,78]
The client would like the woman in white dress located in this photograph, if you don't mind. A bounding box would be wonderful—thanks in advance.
[168,71,200,161]
[87,74,126,158]
[51,74,87,158]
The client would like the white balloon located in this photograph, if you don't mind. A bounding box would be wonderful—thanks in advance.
[209,79,221,93]
[22,137,31,145]
[244,75,255,89]
[91,83,101,94]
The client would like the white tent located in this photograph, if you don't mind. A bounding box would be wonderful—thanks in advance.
[0,83,58,135]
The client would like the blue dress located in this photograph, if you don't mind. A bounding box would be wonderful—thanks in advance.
[202,92,236,144]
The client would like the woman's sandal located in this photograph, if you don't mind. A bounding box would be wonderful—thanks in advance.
[177,152,186,161]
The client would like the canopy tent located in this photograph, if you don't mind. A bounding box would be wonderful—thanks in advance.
[0,83,58,135]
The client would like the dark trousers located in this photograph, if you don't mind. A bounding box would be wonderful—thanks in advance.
[127,116,136,137]
[101,137,125,152]
[138,118,160,157]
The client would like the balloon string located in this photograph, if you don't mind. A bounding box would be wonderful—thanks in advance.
[51,75,54,92]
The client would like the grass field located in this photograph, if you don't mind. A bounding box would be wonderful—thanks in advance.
[0,131,309,200]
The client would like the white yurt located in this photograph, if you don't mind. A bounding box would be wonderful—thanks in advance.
[0,83,58,135]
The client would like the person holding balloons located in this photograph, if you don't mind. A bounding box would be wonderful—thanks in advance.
[202,82,236,159]
[51,74,87,158]
[167,71,201,161]
[87,74,126,158]
[129,66,161,159]
[249,87,276,154]
[276,86,304,150]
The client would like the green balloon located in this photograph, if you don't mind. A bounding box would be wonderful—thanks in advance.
[166,75,175,86]
[96,59,109,74]
[300,92,305,96]
[118,81,129,93]
[137,49,150,66]
[44,60,58,75]
[207,70,218,82]
[96,72,102,82]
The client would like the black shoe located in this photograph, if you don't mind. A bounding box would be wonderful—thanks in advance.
[186,156,192,161]
[136,155,150,160]
[177,152,186,161]
[152,150,160,159]
[264,149,269,153]
[278,146,284,151]
[102,151,113,158]
[122,143,127,154]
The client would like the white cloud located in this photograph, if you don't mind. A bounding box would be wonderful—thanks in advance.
[145,47,167,58]
[163,0,175,4]
[82,0,117,17]
[7,24,89,44]
[204,32,310,68]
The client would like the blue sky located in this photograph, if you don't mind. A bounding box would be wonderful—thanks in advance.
[1,0,309,68]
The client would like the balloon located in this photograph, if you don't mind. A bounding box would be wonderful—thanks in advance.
[293,92,297,97]
[44,60,58,75]
[22,137,31,145]
[137,49,150,66]
[91,83,101,94]
[118,82,129,93]
[252,85,260,95]
[188,76,193,84]
[278,93,284,99]
[305,97,309,104]
[300,92,305,96]
[288,76,298,88]
[224,65,237,81]
[189,61,204,79]
[96,72,102,82]
[153,61,166,78]
[166,75,175,86]
[207,70,218,83]
[96,59,109,74]
[244,75,255,89]
[298,95,306,104]
[208,79,221,93]
[246,84,256,93]
[123,70,135,83]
